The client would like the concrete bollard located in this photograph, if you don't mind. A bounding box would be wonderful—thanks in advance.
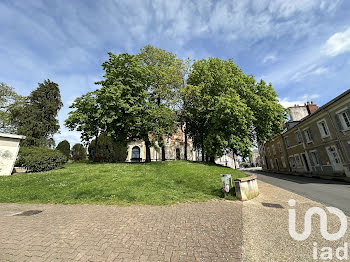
[234,175,259,201]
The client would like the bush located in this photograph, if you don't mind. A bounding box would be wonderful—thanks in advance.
[16,147,68,172]
[56,140,70,158]
[88,134,127,162]
[71,143,86,161]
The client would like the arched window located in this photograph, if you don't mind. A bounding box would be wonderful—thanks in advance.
[131,146,141,162]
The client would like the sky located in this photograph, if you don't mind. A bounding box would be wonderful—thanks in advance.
[1,0,350,145]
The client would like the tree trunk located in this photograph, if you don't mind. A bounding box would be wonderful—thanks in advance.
[92,133,99,162]
[161,146,166,161]
[201,136,205,162]
[184,123,188,160]
[209,156,215,163]
[145,137,151,163]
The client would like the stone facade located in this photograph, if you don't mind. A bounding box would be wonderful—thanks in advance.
[260,89,350,178]
[0,133,25,176]
[125,126,199,162]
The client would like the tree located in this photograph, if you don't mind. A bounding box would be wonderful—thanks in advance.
[56,140,70,158]
[65,91,103,161]
[71,143,86,161]
[0,82,22,133]
[11,79,63,147]
[137,45,186,161]
[183,58,286,161]
[88,134,127,162]
[95,52,154,161]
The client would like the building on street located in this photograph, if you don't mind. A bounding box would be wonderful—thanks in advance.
[260,89,350,179]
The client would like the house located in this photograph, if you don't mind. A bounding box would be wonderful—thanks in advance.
[260,89,350,179]
[125,125,199,162]
[0,133,26,176]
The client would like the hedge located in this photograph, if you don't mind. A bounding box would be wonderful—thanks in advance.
[15,147,68,172]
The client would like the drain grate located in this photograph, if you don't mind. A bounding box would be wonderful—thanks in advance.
[262,203,284,209]
[15,210,42,216]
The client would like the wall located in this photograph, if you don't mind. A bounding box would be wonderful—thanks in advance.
[0,134,25,176]
[261,90,350,178]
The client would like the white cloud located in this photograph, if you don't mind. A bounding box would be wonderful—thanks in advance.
[290,65,328,82]
[322,27,350,56]
[279,94,320,108]
[262,54,278,64]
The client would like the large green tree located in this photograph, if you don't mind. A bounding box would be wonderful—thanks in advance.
[95,52,153,161]
[183,58,286,161]
[0,82,22,133]
[11,79,63,147]
[137,45,186,160]
[65,91,103,161]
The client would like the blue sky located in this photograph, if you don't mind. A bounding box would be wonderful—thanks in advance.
[1,0,350,145]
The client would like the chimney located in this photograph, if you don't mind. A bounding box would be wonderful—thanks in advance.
[306,101,318,115]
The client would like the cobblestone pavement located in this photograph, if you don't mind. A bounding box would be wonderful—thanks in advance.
[0,200,242,262]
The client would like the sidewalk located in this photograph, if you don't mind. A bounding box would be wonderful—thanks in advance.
[242,180,350,261]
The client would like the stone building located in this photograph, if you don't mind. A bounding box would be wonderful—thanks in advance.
[125,125,199,162]
[260,89,350,179]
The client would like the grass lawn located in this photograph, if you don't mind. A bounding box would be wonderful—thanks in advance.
[0,161,246,205]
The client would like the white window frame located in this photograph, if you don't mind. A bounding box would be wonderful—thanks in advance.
[303,128,313,143]
[326,145,342,165]
[294,154,302,167]
[309,150,320,166]
[317,119,330,138]
[336,107,350,131]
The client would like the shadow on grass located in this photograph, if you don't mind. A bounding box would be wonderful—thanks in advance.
[211,187,236,200]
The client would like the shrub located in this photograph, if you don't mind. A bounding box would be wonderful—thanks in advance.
[88,134,127,162]
[71,143,86,161]
[56,140,70,158]
[16,147,68,172]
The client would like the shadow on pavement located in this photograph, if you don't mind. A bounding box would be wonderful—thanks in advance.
[244,169,350,186]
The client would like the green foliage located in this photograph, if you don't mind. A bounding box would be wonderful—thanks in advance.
[183,58,286,159]
[11,79,63,147]
[16,147,67,172]
[71,144,87,161]
[65,91,102,146]
[56,140,70,158]
[88,134,127,162]
[0,82,23,133]
[0,161,246,205]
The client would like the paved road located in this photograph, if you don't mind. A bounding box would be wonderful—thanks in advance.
[244,169,350,216]
[0,201,242,262]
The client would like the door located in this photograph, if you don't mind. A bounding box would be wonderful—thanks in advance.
[301,153,310,172]
[326,146,343,171]
[176,148,181,160]
[131,146,141,162]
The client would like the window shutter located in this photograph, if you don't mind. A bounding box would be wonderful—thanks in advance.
[308,128,313,141]
[315,151,321,165]
[308,152,314,166]
[302,130,307,143]
[335,114,344,130]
